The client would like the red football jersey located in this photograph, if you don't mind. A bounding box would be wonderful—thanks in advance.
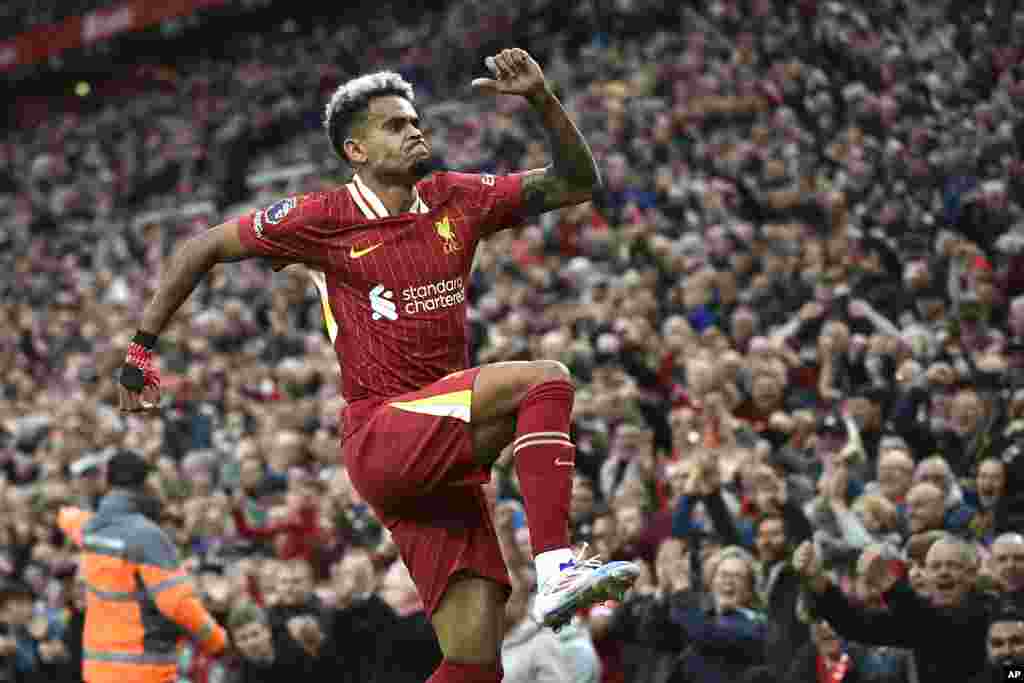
[238,172,526,428]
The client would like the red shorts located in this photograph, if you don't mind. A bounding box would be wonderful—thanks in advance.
[341,367,511,617]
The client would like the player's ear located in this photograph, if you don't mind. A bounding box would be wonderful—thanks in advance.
[343,138,367,165]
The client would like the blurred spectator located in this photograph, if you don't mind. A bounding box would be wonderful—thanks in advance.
[265,560,328,633]
[228,602,316,682]
[0,580,41,683]
[325,549,397,682]
[784,619,887,683]
[373,559,443,682]
[670,546,767,682]
[606,536,699,683]
[797,536,992,682]
[501,576,574,683]
[991,533,1024,609]
[231,481,324,566]
[555,613,602,683]
[971,605,1024,683]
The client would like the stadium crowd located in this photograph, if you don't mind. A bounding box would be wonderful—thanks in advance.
[3,0,1024,681]
[0,0,112,40]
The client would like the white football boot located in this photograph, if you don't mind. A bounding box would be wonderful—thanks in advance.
[531,544,640,631]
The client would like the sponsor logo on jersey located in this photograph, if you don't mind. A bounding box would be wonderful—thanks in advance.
[369,284,398,321]
[265,197,297,225]
[402,277,465,315]
[435,215,461,254]
[370,277,466,321]
[482,174,496,186]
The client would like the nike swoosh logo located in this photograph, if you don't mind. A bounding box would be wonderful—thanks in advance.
[554,458,575,467]
[350,243,383,259]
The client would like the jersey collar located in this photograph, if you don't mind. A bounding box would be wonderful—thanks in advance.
[348,173,429,219]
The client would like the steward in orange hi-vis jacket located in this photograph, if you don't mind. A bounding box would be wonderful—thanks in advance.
[57,450,227,683]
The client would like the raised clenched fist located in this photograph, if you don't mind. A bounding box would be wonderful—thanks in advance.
[826,465,849,506]
[684,457,721,497]
[472,48,547,99]
[287,615,323,651]
[769,411,794,433]
[855,544,902,594]
[793,541,812,574]
[699,457,721,496]
[793,540,826,592]
[926,362,955,387]
[799,301,825,322]
[683,462,704,498]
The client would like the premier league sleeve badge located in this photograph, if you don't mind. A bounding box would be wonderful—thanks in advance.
[264,197,297,225]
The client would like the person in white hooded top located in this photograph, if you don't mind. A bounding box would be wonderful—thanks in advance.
[501,576,574,683]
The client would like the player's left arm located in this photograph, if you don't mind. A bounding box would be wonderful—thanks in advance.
[473,49,601,216]
[519,86,602,215]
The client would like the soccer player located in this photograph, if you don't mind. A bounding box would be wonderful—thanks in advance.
[117,48,639,683]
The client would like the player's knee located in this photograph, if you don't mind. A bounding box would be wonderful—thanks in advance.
[532,359,574,387]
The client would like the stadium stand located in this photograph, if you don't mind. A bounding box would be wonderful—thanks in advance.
[2,0,1024,681]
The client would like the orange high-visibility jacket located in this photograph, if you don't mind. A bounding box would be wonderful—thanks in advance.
[58,492,227,683]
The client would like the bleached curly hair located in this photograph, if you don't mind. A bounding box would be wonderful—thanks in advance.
[323,71,415,163]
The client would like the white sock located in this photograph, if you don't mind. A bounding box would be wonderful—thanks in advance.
[535,547,575,587]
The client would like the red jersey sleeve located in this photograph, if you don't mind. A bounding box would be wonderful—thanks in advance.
[237,194,340,268]
[438,171,528,239]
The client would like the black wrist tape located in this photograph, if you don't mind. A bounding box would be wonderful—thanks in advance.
[120,365,146,392]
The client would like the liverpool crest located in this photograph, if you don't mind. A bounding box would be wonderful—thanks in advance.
[435,215,461,254]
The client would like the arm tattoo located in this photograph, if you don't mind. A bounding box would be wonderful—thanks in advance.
[521,166,572,216]
[521,88,602,215]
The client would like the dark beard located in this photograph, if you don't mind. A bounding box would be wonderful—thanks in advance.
[410,155,438,179]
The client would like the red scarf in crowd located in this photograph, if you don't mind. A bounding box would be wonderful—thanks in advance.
[816,652,851,683]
